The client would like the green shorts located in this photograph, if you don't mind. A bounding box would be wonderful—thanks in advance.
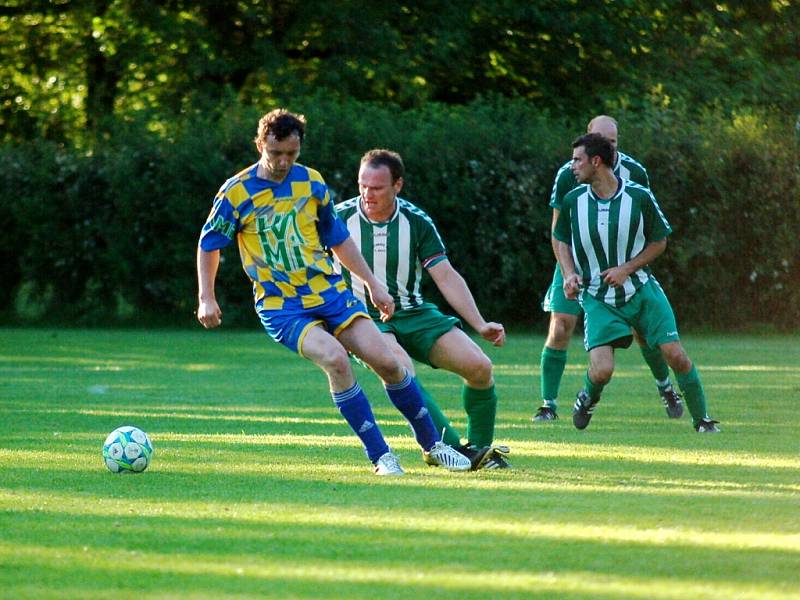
[376,303,461,367]
[542,263,582,316]
[581,278,680,351]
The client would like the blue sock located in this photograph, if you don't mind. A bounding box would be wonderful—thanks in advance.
[385,371,440,451]
[332,383,389,464]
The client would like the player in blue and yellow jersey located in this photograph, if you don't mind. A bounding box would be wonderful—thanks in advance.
[196,109,471,475]
[554,133,719,433]
[336,149,511,470]
[534,115,684,423]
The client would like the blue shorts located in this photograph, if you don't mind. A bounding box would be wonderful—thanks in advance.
[257,289,370,356]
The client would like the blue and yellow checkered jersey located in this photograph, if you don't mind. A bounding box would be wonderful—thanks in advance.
[199,162,350,310]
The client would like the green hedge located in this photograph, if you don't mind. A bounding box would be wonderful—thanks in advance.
[2,98,798,330]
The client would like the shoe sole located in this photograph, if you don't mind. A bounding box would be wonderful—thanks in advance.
[572,408,594,429]
[572,414,592,429]
[664,403,684,419]
[429,455,471,471]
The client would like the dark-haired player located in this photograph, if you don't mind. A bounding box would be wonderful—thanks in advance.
[534,115,684,422]
[554,132,719,433]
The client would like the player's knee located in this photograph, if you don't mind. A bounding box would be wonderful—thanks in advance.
[370,355,405,384]
[590,364,614,385]
[466,355,493,388]
[320,346,352,380]
[660,343,690,372]
[547,314,576,346]
[665,350,691,373]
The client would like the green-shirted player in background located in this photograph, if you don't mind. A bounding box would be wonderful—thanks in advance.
[554,132,719,433]
[534,115,684,422]
[336,149,511,470]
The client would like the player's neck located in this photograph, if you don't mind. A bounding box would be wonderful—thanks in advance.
[257,160,286,183]
[590,170,619,200]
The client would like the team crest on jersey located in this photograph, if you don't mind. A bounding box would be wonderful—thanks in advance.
[372,228,388,253]
[256,209,307,271]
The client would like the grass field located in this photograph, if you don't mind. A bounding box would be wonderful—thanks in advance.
[1,327,798,599]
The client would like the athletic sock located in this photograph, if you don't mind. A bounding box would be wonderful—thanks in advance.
[639,344,671,389]
[540,346,567,409]
[675,365,709,426]
[583,371,605,401]
[462,384,497,448]
[332,383,389,464]
[385,371,439,451]
[414,377,462,447]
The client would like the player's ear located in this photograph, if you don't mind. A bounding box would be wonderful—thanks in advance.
[394,176,404,194]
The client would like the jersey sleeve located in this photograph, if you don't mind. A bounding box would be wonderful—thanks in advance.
[198,188,238,251]
[642,189,672,242]
[553,196,573,243]
[314,180,350,248]
[417,212,448,269]
[549,162,576,210]
[631,163,651,189]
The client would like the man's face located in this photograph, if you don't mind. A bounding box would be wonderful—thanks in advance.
[358,163,402,220]
[260,133,301,181]
[571,146,597,184]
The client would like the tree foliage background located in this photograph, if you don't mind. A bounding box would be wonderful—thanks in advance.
[1,0,798,329]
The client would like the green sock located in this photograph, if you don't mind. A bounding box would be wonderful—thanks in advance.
[583,371,604,401]
[540,346,567,409]
[414,378,462,447]
[675,365,708,426]
[463,384,497,448]
[640,344,671,389]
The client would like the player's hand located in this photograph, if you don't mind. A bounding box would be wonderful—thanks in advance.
[480,322,506,347]
[197,299,222,329]
[368,285,395,321]
[563,274,582,300]
[601,266,630,288]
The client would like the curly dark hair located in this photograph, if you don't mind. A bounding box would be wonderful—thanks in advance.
[254,109,306,147]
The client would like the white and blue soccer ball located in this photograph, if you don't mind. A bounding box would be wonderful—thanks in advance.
[102,426,153,473]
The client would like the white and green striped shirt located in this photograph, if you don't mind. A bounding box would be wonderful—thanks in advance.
[554,178,671,307]
[335,196,447,317]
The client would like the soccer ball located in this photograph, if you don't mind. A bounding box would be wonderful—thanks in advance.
[102,426,153,473]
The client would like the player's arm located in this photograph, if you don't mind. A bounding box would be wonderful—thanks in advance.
[550,208,561,261]
[197,248,223,329]
[427,260,505,346]
[553,203,581,299]
[330,237,395,320]
[555,240,581,300]
[601,239,667,288]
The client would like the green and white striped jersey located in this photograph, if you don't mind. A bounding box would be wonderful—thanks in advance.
[553,178,672,307]
[549,150,650,210]
[334,196,447,318]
